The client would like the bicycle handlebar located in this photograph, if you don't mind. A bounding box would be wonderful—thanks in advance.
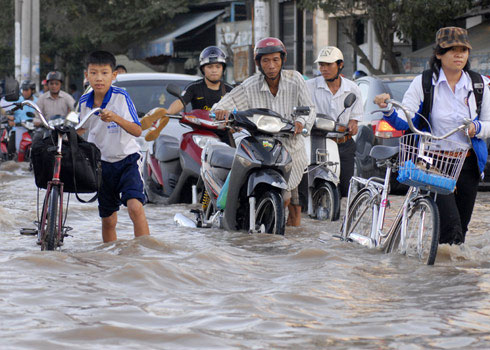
[75,107,102,130]
[384,99,472,140]
[16,100,101,131]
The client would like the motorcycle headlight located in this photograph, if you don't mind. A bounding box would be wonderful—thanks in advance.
[315,118,336,131]
[250,114,287,133]
[192,135,219,149]
[65,111,80,127]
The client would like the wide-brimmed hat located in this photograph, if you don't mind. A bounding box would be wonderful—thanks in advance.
[435,27,472,49]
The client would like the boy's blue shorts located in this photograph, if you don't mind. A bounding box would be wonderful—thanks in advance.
[98,153,146,218]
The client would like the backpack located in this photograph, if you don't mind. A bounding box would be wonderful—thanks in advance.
[421,69,485,126]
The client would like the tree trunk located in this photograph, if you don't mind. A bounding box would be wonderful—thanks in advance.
[342,27,384,75]
[371,19,401,74]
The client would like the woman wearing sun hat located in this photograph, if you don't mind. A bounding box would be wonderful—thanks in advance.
[374,26,490,245]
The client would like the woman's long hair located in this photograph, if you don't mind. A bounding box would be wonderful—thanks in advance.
[429,45,471,80]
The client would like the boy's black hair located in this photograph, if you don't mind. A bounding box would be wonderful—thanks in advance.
[86,51,116,70]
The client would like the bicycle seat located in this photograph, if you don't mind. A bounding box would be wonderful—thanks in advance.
[370,145,398,160]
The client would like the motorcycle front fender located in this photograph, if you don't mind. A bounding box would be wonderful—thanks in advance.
[307,166,339,188]
[247,169,288,197]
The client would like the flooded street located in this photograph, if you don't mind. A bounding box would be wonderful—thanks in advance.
[1,160,490,349]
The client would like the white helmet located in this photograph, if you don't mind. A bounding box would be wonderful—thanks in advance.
[314,46,344,63]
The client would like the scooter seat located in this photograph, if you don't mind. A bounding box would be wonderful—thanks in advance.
[208,143,235,169]
[155,134,180,162]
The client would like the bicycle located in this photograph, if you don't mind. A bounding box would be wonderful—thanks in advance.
[13,100,101,251]
[340,99,471,265]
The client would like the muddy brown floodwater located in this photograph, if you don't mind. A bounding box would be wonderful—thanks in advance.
[1,161,490,349]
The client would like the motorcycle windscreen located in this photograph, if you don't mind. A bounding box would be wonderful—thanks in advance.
[216,172,231,210]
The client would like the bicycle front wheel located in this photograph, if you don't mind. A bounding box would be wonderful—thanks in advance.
[343,189,375,241]
[43,186,60,251]
[403,197,440,265]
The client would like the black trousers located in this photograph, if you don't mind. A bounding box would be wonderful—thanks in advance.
[435,151,480,244]
[338,138,356,198]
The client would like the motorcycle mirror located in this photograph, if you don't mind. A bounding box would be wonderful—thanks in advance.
[166,83,181,98]
[336,93,357,121]
[3,77,20,102]
[343,93,356,109]
[167,83,187,113]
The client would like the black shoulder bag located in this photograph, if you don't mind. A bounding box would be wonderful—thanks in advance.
[31,127,102,203]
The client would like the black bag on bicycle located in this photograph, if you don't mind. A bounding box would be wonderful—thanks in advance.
[31,127,101,202]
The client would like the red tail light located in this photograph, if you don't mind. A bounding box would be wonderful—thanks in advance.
[375,120,404,138]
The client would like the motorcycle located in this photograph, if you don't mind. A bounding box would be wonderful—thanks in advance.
[302,92,357,221]
[17,117,35,162]
[0,114,15,161]
[0,113,35,162]
[142,84,233,204]
[179,106,310,235]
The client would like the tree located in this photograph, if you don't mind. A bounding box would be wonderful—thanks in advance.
[0,1,192,83]
[40,0,190,83]
[298,0,472,74]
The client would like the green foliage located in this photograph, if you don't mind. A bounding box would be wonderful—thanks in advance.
[40,0,190,81]
[399,0,472,44]
[298,0,472,73]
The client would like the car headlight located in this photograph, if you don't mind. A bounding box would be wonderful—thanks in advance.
[315,118,336,131]
[250,114,287,133]
[192,135,219,149]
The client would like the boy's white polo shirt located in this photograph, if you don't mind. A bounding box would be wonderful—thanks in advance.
[79,86,141,163]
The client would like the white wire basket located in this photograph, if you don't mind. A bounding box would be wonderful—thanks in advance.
[397,133,469,194]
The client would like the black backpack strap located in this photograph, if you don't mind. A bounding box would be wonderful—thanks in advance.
[421,69,434,121]
[68,127,98,203]
[467,70,484,117]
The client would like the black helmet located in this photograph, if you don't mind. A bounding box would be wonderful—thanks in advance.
[21,79,36,91]
[199,46,227,73]
[46,71,63,83]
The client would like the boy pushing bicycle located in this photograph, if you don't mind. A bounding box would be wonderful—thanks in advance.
[78,51,150,243]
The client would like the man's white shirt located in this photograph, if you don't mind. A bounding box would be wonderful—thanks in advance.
[306,75,363,125]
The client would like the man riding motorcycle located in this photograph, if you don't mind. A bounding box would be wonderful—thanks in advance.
[172,46,233,112]
[212,37,315,227]
[8,80,38,154]
[35,71,75,126]
[306,46,363,198]
[141,46,234,135]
